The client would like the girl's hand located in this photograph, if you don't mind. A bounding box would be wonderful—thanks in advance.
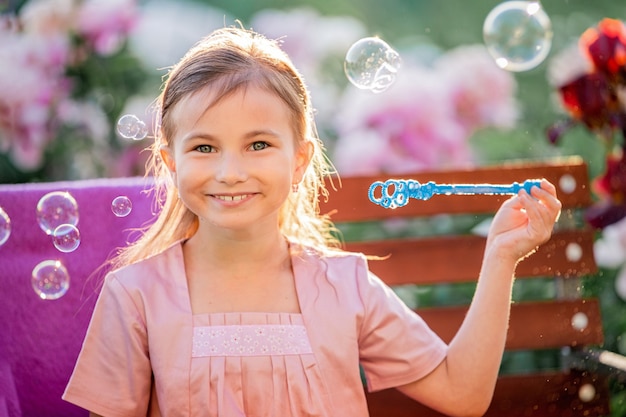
[487,179,562,263]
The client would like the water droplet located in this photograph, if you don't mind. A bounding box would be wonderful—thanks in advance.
[111,195,132,217]
[31,260,70,300]
[52,224,81,253]
[0,206,11,247]
[483,1,553,72]
[36,191,79,235]
[344,37,401,93]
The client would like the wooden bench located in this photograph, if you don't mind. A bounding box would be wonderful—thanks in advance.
[320,156,614,417]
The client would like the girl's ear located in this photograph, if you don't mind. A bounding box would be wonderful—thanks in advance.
[293,140,314,183]
[159,145,176,174]
[159,145,176,184]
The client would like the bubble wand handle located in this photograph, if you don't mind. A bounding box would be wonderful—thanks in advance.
[368,179,541,209]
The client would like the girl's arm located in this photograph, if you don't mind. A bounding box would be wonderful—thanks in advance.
[396,179,562,417]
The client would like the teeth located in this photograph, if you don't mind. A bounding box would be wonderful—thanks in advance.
[216,195,247,202]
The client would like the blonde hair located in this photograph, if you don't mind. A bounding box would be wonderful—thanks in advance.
[109,26,341,270]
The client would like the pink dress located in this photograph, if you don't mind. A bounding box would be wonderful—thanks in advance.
[63,242,447,416]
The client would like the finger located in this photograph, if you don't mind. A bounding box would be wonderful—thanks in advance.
[539,178,557,196]
[529,181,562,214]
[521,191,560,231]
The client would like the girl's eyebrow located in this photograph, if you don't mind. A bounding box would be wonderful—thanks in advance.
[181,132,215,144]
[243,129,281,139]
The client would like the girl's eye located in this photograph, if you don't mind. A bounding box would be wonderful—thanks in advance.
[195,144,214,153]
[250,141,269,151]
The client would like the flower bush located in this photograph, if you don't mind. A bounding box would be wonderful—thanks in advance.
[332,44,518,175]
[0,0,147,182]
[547,18,626,229]
[547,18,626,305]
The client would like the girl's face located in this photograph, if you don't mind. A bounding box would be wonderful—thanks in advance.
[160,84,311,236]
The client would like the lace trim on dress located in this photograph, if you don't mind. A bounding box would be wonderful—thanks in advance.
[192,324,313,357]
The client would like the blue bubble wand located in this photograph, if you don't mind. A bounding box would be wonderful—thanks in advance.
[368,179,541,209]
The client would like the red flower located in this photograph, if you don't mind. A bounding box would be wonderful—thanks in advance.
[586,150,626,228]
[580,18,626,81]
[594,150,626,200]
[558,72,619,131]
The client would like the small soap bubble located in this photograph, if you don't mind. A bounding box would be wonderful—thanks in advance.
[344,37,401,93]
[36,191,79,235]
[483,1,553,72]
[52,224,81,253]
[111,195,132,217]
[117,114,147,140]
[31,259,70,300]
[0,206,11,247]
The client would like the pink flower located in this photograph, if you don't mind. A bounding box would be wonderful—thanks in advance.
[20,0,76,37]
[250,7,365,75]
[434,45,519,135]
[332,45,519,177]
[0,24,71,169]
[76,0,139,55]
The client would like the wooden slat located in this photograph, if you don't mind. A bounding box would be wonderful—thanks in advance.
[417,299,604,350]
[346,229,597,285]
[366,371,610,417]
[321,157,591,222]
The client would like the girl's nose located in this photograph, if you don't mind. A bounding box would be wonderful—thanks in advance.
[214,152,248,185]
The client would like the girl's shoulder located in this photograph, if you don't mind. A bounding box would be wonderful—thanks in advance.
[107,241,184,288]
[291,241,371,284]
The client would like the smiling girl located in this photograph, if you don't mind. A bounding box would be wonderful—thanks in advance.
[63,26,561,417]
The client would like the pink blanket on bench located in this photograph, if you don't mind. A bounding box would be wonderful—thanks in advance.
[0,177,155,417]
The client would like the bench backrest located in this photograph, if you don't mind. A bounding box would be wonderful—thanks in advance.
[319,156,610,417]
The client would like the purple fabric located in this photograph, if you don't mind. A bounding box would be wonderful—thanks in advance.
[0,177,156,417]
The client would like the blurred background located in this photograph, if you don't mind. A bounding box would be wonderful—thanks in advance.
[0,0,623,183]
[1,0,625,413]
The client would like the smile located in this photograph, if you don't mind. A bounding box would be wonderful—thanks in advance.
[213,194,252,202]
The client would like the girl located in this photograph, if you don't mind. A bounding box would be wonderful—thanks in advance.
[63,27,562,417]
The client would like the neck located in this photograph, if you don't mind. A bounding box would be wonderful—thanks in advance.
[184,224,290,274]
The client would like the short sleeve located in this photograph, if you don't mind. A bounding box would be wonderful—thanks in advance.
[356,260,448,392]
[63,273,152,417]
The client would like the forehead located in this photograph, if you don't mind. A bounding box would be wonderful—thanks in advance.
[169,83,294,137]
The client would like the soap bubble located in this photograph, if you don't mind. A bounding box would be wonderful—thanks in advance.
[344,37,401,93]
[36,191,79,235]
[52,224,81,253]
[111,195,132,217]
[117,114,148,140]
[483,1,553,72]
[31,260,70,300]
[0,206,10,247]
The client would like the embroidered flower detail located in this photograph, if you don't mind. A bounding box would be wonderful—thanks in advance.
[192,324,313,357]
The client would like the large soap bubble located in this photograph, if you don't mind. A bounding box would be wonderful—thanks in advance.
[483,1,553,72]
[31,260,70,300]
[36,191,79,235]
[344,37,401,93]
